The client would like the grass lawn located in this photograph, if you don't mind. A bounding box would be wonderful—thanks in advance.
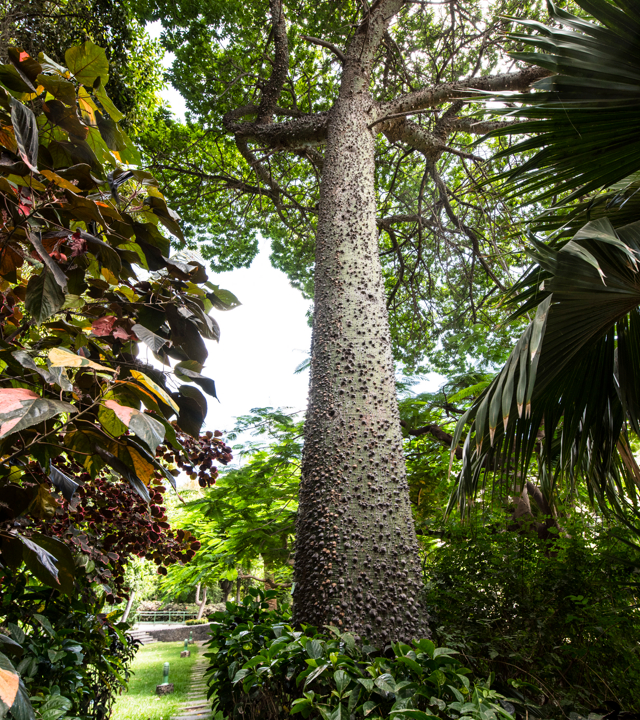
[111,641,203,720]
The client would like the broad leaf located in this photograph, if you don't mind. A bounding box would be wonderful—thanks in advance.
[64,41,109,86]
[48,347,113,372]
[25,268,65,324]
[103,399,165,454]
[0,388,76,439]
[130,370,179,412]
[9,96,38,172]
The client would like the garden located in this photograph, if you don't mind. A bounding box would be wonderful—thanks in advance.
[1,0,640,718]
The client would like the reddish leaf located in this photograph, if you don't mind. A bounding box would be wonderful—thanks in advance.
[112,325,131,341]
[91,316,116,337]
[0,668,19,708]
[0,388,38,414]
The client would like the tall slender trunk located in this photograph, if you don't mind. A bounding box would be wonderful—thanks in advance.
[122,590,135,623]
[195,583,207,620]
[293,40,428,645]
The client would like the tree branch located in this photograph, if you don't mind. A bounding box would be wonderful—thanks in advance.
[256,0,290,123]
[378,66,552,118]
[400,419,462,459]
[301,35,345,64]
[223,111,330,149]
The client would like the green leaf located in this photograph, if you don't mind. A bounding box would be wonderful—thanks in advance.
[102,399,165,454]
[132,323,168,353]
[334,669,350,694]
[64,41,109,86]
[25,268,65,324]
[37,74,76,105]
[374,673,396,694]
[175,361,218,398]
[10,96,38,172]
[306,639,323,660]
[94,81,124,121]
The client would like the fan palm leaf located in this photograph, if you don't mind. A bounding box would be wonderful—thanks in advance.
[489,0,640,206]
[452,0,640,521]
[452,219,640,517]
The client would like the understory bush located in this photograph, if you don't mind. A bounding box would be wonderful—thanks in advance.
[424,519,640,716]
[0,567,136,720]
[204,589,513,720]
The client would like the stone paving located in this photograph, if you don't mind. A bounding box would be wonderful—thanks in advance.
[170,642,213,720]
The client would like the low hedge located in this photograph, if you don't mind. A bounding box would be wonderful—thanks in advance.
[186,618,208,625]
[204,589,517,720]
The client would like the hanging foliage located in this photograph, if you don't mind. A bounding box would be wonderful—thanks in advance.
[0,42,239,719]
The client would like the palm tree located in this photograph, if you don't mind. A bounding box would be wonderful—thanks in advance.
[452,0,640,530]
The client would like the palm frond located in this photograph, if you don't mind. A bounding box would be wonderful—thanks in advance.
[489,0,640,206]
[452,218,640,516]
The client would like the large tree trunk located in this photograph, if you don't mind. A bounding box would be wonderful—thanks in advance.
[293,11,428,645]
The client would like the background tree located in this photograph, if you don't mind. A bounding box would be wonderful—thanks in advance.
[162,409,301,604]
[0,0,164,135]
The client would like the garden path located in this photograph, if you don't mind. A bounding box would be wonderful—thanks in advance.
[170,642,212,720]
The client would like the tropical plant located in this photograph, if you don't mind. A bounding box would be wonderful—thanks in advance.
[0,568,137,720]
[1,0,164,135]
[162,409,301,600]
[204,588,512,720]
[425,515,640,715]
[133,0,552,645]
[452,0,640,527]
[0,41,237,717]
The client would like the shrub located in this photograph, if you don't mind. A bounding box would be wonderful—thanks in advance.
[425,519,640,715]
[186,618,208,626]
[204,589,512,720]
[0,567,136,720]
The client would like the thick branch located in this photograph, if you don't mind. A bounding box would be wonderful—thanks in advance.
[223,111,329,149]
[301,35,345,64]
[446,116,521,135]
[381,118,482,164]
[401,420,462,459]
[344,0,405,83]
[379,66,552,118]
[256,0,289,123]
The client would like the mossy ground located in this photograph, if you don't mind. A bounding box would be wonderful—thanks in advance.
[111,641,200,720]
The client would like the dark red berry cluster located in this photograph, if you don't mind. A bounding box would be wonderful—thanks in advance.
[36,462,200,602]
[168,427,233,487]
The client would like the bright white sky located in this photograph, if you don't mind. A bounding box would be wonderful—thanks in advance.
[145,23,441,443]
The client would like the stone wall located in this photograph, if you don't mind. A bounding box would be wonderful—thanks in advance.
[146,623,213,642]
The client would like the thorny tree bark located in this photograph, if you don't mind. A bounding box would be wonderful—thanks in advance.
[165,0,549,645]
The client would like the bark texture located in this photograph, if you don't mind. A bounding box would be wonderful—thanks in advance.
[293,1,428,645]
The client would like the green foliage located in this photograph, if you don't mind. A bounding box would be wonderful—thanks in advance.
[425,518,640,716]
[0,568,136,720]
[0,40,235,590]
[1,0,164,135]
[185,618,208,626]
[129,0,549,375]
[204,588,512,720]
[162,409,301,593]
[0,39,237,719]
